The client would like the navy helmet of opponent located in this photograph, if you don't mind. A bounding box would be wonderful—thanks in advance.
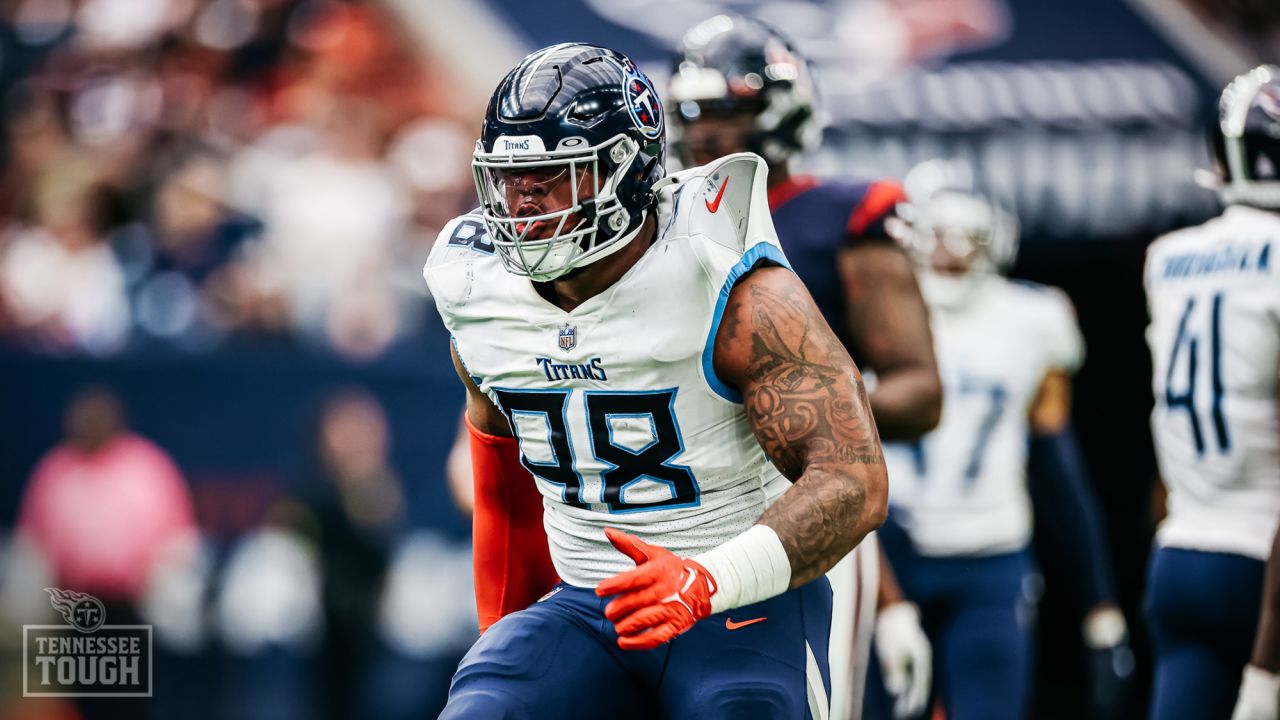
[668,14,822,166]
[667,14,933,403]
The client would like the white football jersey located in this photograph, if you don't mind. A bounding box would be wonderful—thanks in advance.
[1145,205,1280,561]
[883,279,1084,556]
[424,153,793,587]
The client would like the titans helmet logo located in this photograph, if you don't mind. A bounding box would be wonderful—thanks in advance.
[623,65,663,140]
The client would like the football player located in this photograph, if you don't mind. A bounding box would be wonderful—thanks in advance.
[667,16,941,720]
[1146,64,1280,720]
[877,161,1130,720]
[427,43,887,718]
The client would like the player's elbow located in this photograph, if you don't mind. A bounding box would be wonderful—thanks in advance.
[915,371,943,434]
[863,464,889,531]
[872,367,943,441]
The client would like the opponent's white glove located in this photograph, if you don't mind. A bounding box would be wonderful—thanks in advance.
[875,601,932,719]
[1232,665,1280,720]
[1083,605,1134,719]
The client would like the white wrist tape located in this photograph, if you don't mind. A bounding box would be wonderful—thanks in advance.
[693,524,792,614]
[1239,664,1280,715]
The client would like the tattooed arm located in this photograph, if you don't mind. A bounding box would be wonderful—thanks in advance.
[713,264,889,587]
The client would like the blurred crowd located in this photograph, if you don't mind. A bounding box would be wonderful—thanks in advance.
[1,385,476,720]
[0,5,487,715]
[0,0,476,360]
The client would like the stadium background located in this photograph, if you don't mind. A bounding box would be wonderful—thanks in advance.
[0,0,1275,718]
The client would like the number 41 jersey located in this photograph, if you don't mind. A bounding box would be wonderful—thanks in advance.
[423,153,793,587]
[1145,205,1280,561]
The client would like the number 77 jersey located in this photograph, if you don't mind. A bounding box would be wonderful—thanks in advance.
[1145,204,1280,561]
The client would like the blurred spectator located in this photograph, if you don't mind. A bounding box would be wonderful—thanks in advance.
[368,532,477,719]
[445,413,474,515]
[386,117,474,330]
[387,117,475,249]
[0,156,130,353]
[0,0,464,360]
[243,95,409,357]
[299,388,405,720]
[15,386,198,603]
[114,149,263,346]
[215,501,323,720]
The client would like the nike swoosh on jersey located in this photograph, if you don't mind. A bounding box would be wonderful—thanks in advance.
[725,616,767,630]
[705,177,730,213]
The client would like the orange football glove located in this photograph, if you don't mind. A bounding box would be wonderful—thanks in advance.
[595,527,717,651]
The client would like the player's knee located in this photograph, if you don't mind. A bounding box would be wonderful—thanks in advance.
[699,682,798,719]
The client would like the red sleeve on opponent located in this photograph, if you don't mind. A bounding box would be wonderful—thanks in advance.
[846,179,907,240]
[466,415,559,633]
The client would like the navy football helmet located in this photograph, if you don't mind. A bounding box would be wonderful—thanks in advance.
[1206,64,1280,209]
[668,15,822,166]
[472,43,666,281]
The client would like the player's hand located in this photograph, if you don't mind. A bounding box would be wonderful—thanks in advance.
[874,601,932,719]
[1083,605,1135,720]
[595,527,717,651]
[1232,665,1280,720]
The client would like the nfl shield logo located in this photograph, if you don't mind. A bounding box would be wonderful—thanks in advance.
[558,324,577,351]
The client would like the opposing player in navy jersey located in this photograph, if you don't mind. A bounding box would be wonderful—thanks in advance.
[428,43,887,719]
[1145,64,1280,720]
[667,16,940,720]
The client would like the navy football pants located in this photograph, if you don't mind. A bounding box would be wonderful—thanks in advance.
[440,578,833,720]
[867,520,1037,720]
[1145,546,1263,720]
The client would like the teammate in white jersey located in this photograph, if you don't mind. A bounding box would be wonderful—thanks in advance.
[1144,65,1280,720]
[427,43,887,720]
[871,161,1131,720]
